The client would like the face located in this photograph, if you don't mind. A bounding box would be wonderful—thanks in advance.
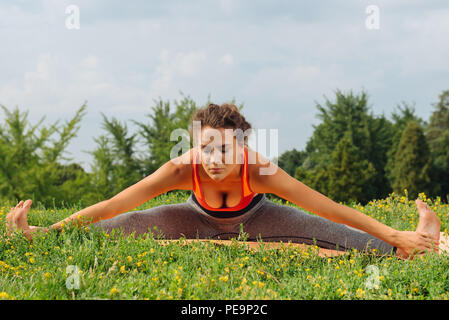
[196,126,244,181]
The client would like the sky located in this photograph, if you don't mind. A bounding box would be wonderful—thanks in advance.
[0,0,448,172]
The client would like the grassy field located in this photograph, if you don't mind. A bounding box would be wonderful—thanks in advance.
[1,191,449,300]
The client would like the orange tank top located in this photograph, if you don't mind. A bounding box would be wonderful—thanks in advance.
[192,147,257,211]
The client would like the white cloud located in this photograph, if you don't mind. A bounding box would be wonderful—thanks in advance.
[219,0,236,14]
[80,55,99,69]
[1,0,448,169]
[150,50,207,96]
[219,53,234,65]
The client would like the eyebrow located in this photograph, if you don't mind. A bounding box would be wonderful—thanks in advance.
[200,144,232,148]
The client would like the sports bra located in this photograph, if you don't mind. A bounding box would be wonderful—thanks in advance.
[192,147,257,211]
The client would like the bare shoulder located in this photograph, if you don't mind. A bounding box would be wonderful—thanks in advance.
[245,145,281,194]
[165,147,195,190]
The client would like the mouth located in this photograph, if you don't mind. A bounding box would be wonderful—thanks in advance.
[209,168,224,173]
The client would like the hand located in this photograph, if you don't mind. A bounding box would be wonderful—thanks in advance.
[395,230,439,259]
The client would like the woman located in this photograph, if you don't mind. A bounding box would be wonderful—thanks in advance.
[6,103,443,259]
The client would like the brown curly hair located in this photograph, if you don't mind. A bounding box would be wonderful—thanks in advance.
[189,103,252,145]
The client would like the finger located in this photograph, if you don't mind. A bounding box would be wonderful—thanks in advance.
[415,241,430,252]
[422,241,432,250]
[429,240,440,253]
[418,231,432,239]
[419,233,439,246]
[421,235,439,247]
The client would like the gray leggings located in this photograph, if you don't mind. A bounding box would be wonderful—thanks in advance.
[91,193,396,255]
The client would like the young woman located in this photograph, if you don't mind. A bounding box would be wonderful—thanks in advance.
[6,103,443,259]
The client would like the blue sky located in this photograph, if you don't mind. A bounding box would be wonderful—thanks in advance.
[1,0,448,172]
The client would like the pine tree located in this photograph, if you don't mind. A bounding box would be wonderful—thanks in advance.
[326,134,376,204]
[426,90,449,201]
[132,94,198,174]
[385,102,427,190]
[0,103,87,207]
[390,121,434,200]
[303,89,391,200]
[431,131,449,202]
[427,90,449,147]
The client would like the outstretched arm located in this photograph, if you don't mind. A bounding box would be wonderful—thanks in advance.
[50,159,186,229]
[252,160,437,256]
[6,153,192,239]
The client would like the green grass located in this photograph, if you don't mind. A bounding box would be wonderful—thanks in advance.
[1,191,449,300]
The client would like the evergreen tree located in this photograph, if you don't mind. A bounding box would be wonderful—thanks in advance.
[0,103,87,207]
[390,121,434,200]
[426,90,449,201]
[132,94,198,174]
[326,134,376,205]
[295,166,330,198]
[86,135,120,202]
[385,102,426,189]
[304,90,373,169]
[276,148,306,177]
[427,90,449,146]
[302,89,392,200]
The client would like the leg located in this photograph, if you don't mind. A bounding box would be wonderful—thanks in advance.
[242,199,396,255]
[90,202,216,239]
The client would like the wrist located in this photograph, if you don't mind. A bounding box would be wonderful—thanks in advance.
[389,229,403,247]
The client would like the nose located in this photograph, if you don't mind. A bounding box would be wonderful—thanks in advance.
[209,149,223,165]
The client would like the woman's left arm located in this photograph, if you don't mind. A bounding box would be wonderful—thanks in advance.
[253,163,402,247]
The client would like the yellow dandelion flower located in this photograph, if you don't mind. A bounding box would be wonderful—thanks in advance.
[110,288,118,295]
[0,292,10,299]
[219,275,229,282]
[356,288,365,297]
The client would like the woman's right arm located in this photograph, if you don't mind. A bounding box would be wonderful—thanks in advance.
[49,154,192,230]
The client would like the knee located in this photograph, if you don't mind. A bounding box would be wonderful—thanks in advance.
[92,210,142,234]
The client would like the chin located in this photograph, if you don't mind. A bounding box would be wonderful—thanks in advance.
[209,173,225,181]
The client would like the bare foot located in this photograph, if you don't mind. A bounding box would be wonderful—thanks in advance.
[393,200,442,259]
[415,199,441,244]
[6,199,33,240]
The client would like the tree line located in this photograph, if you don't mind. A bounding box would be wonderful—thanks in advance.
[1,90,448,208]
[277,89,449,205]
